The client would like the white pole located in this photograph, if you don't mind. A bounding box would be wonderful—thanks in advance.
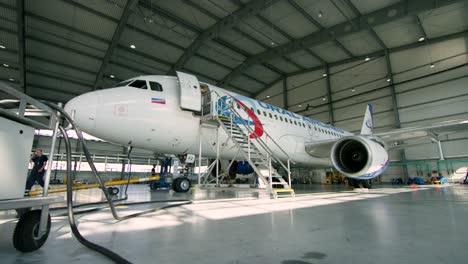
[437,140,444,160]
[198,131,202,186]
[288,159,291,188]
[268,154,272,190]
[42,103,61,196]
[216,127,220,187]
[39,102,61,235]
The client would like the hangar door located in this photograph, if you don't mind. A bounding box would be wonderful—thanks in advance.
[177,71,201,112]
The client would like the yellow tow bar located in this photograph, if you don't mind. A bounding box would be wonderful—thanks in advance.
[29,175,161,196]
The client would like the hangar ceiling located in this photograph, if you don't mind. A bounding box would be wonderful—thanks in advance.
[0,0,467,103]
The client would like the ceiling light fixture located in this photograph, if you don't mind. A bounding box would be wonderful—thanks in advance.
[298,104,302,107]
[8,78,14,81]
[318,11,323,18]
[3,63,9,67]
[351,88,355,92]
[110,74,115,78]
[0,45,5,49]
[418,37,425,42]
[364,57,370,62]
[386,78,391,82]
[322,97,326,101]
[430,63,435,68]
[322,73,327,77]
[130,44,136,49]
[266,95,270,99]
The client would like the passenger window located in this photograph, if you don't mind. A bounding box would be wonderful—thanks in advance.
[263,111,267,117]
[149,81,163,92]
[294,120,297,125]
[129,80,148,89]
[257,109,261,115]
[280,116,283,122]
[274,115,278,120]
[269,113,272,118]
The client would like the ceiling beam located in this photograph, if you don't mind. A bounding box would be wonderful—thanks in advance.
[16,0,26,93]
[385,49,401,128]
[341,0,387,49]
[256,14,326,64]
[138,0,285,77]
[167,0,280,74]
[288,0,353,58]
[293,29,468,76]
[415,15,428,40]
[220,0,462,86]
[253,75,284,98]
[254,29,468,95]
[325,65,334,125]
[93,0,138,90]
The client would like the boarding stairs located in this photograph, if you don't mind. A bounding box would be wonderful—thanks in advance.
[200,91,295,199]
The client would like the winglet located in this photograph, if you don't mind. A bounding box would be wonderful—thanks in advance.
[360,104,374,135]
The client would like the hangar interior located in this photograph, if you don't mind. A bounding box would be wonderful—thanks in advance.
[1,0,468,263]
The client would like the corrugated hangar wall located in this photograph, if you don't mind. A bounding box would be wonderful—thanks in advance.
[256,36,468,182]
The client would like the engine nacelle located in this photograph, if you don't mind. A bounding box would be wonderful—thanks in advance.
[331,136,389,179]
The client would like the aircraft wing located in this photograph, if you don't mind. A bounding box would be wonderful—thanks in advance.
[304,139,337,158]
[375,119,468,145]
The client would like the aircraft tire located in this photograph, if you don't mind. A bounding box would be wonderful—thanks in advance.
[175,177,191,193]
[13,210,51,252]
[362,180,372,189]
[172,178,181,192]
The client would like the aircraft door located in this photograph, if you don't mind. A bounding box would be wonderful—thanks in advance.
[177,71,201,111]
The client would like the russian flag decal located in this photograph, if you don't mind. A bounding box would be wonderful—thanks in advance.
[151,98,166,104]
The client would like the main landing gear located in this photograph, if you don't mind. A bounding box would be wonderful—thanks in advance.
[172,177,191,193]
[348,178,372,189]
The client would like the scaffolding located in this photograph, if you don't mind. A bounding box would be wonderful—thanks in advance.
[196,90,295,198]
[0,82,63,252]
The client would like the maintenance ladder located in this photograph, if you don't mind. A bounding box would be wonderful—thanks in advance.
[200,90,295,199]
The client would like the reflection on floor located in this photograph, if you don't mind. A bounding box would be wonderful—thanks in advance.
[1,184,467,264]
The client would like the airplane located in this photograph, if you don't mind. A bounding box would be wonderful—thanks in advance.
[64,72,468,192]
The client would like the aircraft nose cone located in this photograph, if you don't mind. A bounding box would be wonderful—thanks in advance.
[64,92,98,133]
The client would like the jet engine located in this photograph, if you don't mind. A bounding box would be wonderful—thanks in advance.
[331,136,389,179]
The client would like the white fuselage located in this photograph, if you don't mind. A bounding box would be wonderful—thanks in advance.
[65,75,353,167]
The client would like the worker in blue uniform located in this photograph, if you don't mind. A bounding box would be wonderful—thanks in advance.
[24,149,48,195]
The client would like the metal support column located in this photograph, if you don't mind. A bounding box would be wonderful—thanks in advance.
[386,50,409,179]
[39,102,61,236]
[198,132,202,186]
[385,50,401,128]
[120,146,127,179]
[216,127,220,187]
[325,65,334,125]
[399,149,409,179]
[437,140,445,161]
[282,76,288,110]
[16,0,26,93]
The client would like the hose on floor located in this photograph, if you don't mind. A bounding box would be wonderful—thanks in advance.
[44,102,192,264]
[59,126,132,264]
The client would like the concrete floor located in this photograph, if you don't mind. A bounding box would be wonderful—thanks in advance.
[1,184,467,264]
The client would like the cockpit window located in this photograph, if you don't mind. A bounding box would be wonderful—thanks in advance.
[129,80,148,89]
[149,81,163,92]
